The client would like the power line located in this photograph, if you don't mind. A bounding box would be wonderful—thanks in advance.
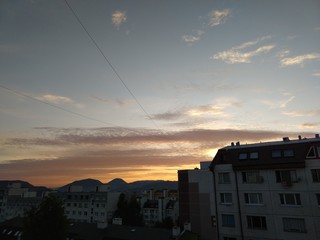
[63,0,162,132]
[0,84,116,127]
[0,84,170,139]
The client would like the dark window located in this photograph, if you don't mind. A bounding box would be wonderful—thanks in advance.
[249,152,259,159]
[247,216,267,230]
[272,150,281,158]
[218,173,231,184]
[220,193,232,204]
[275,170,297,183]
[279,193,301,205]
[244,193,263,204]
[239,153,247,160]
[316,194,320,205]
[283,218,306,233]
[283,149,294,157]
[222,214,235,227]
[311,169,320,182]
[242,171,263,183]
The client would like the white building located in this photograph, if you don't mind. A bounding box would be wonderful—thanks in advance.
[59,184,120,225]
[210,135,320,240]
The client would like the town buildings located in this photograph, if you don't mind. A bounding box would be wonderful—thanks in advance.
[0,182,50,223]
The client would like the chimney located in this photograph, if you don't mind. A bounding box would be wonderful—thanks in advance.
[298,135,302,140]
[231,142,235,146]
[283,137,290,142]
[316,134,319,138]
[236,141,240,146]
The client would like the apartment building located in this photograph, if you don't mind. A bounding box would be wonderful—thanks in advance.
[58,184,120,225]
[0,183,50,222]
[178,161,217,240]
[210,135,320,240]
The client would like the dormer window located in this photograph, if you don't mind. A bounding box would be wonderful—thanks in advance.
[239,153,247,160]
[283,149,294,157]
[250,152,259,159]
[307,146,316,158]
[272,150,281,158]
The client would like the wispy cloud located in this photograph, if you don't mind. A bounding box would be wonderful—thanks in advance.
[312,72,320,77]
[212,36,275,64]
[280,53,320,67]
[112,10,127,29]
[300,122,320,129]
[283,109,320,117]
[182,8,230,45]
[262,95,295,109]
[92,96,132,108]
[36,94,73,104]
[209,9,231,27]
[182,30,204,45]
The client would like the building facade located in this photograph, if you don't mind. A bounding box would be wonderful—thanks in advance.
[178,161,217,240]
[210,135,320,240]
[58,184,120,225]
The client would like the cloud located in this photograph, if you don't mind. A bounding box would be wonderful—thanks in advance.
[312,72,320,77]
[280,53,320,67]
[1,127,316,186]
[209,9,231,27]
[182,35,201,45]
[300,122,320,129]
[112,10,127,28]
[36,94,73,104]
[262,96,295,109]
[92,96,132,107]
[212,36,275,64]
[283,109,320,117]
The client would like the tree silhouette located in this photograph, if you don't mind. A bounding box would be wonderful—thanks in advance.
[23,194,69,240]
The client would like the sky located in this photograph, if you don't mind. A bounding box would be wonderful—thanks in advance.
[0,0,320,187]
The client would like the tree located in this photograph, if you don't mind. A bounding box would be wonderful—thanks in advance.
[114,193,143,226]
[23,194,69,240]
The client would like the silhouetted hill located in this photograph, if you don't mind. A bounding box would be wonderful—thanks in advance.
[107,179,178,192]
[0,180,34,189]
[58,178,102,192]
[57,178,177,193]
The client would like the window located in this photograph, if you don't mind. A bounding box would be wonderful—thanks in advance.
[279,193,301,206]
[244,193,263,205]
[242,171,263,183]
[249,152,259,159]
[220,193,232,204]
[307,146,316,158]
[222,214,235,227]
[275,170,298,183]
[316,194,320,205]
[239,153,247,160]
[247,216,267,230]
[272,150,281,158]
[283,149,294,157]
[218,172,231,184]
[283,218,306,233]
[311,169,320,182]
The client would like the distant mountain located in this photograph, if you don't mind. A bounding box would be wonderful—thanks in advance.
[58,178,102,192]
[57,178,177,193]
[0,180,34,189]
[107,179,178,192]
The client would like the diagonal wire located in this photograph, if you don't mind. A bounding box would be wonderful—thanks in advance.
[0,84,117,127]
[64,0,163,132]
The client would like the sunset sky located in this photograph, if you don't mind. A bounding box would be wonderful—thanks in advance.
[1,0,320,187]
